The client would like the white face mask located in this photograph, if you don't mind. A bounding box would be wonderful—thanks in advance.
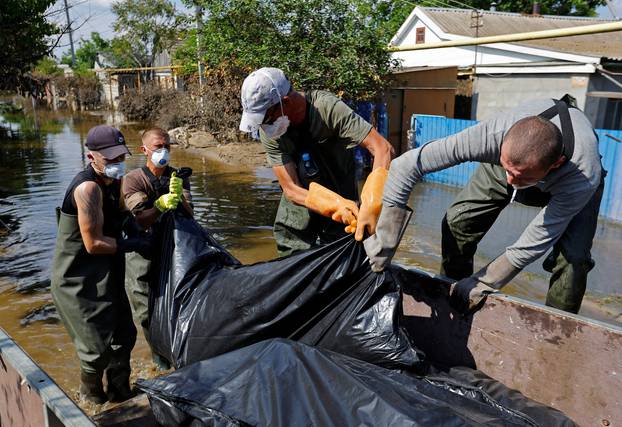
[261,115,290,140]
[257,70,290,140]
[147,147,170,168]
[260,95,290,140]
[104,162,125,180]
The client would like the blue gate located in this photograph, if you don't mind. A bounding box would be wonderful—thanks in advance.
[412,115,622,221]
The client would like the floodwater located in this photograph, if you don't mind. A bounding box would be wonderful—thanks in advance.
[0,105,620,412]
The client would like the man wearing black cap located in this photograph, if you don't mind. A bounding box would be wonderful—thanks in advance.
[51,125,149,404]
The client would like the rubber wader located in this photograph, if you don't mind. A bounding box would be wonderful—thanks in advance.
[51,210,136,402]
[124,165,183,370]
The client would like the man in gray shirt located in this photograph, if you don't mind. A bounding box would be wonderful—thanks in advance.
[365,98,604,314]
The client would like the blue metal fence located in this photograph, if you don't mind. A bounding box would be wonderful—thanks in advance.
[354,101,389,169]
[412,114,622,222]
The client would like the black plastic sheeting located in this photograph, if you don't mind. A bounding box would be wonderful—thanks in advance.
[149,212,423,370]
[137,339,575,427]
[145,213,575,426]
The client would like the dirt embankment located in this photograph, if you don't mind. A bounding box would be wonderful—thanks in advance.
[169,126,268,168]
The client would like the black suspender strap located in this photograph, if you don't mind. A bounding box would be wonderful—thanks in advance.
[141,165,172,199]
[538,99,575,160]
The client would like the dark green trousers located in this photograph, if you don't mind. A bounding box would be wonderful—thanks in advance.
[273,194,347,257]
[441,163,604,314]
[52,212,136,374]
[125,251,171,369]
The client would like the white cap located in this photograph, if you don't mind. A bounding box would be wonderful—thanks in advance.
[239,67,291,133]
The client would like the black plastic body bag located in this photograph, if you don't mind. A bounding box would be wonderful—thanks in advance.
[144,212,576,427]
[148,211,423,370]
[137,339,575,427]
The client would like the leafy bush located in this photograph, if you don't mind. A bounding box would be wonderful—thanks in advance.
[175,0,403,101]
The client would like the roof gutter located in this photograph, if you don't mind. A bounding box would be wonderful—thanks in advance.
[596,65,622,90]
[389,21,622,52]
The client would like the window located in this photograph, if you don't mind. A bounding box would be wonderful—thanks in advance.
[416,27,425,44]
[603,99,622,130]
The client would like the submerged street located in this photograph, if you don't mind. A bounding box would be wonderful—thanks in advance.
[1,106,621,409]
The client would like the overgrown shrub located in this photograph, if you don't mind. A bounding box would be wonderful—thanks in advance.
[54,74,102,110]
[118,83,177,122]
[28,60,102,110]
[119,62,247,142]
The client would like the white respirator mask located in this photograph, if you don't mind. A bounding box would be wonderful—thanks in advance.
[148,147,170,168]
[261,113,290,140]
[104,162,126,180]
[258,71,290,140]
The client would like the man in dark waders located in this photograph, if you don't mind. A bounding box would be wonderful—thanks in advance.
[121,127,192,370]
[51,125,149,404]
[365,98,604,315]
[239,67,394,256]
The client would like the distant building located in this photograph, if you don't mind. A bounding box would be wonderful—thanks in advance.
[152,49,184,91]
[94,51,183,108]
[390,7,622,130]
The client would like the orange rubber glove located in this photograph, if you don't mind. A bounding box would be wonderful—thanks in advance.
[305,183,358,232]
[355,167,388,241]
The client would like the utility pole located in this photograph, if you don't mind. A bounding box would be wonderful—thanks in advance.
[63,0,76,67]
[470,9,483,77]
[605,0,620,19]
[195,4,206,97]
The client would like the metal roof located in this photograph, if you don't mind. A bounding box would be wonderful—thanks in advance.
[421,7,622,60]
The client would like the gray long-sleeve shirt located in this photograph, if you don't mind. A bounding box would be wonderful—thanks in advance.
[384,99,602,269]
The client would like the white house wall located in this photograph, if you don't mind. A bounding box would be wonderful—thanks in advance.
[392,19,567,68]
[474,74,589,120]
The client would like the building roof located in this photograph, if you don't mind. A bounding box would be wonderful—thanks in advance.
[419,7,622,60]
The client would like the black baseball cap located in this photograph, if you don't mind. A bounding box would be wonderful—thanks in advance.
[85,125,131,160]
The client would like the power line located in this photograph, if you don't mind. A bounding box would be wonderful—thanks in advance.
[443,0,480,11]
[62,0,76,66]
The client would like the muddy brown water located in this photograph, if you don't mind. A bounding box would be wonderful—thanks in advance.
[1,106,620,414]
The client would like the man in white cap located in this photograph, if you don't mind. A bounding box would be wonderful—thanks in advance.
[239,67,394,256]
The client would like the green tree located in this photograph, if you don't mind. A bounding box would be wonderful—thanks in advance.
[103,37,149,68]
[33,57,63,77]
[0,0,58,89]
[112,0,185,70]
[179,0,402,100]
[61,32,110,69]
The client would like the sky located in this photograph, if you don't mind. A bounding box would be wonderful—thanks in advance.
[49,0,189,59]
[49,0,621,59]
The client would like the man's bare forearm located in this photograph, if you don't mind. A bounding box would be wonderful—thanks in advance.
[75,182,117,254]
[361,128,393,170]
[180,197,193,216]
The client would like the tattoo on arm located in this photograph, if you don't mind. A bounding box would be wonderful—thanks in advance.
[76,183,104,233]
[75,182,115,253]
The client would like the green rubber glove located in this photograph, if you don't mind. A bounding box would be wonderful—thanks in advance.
[169,171,183,198]
[154,193,180,212]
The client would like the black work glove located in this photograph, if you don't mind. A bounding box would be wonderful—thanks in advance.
[449,278,497,315]
[448,254,521,315]
[116,236,153,258]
